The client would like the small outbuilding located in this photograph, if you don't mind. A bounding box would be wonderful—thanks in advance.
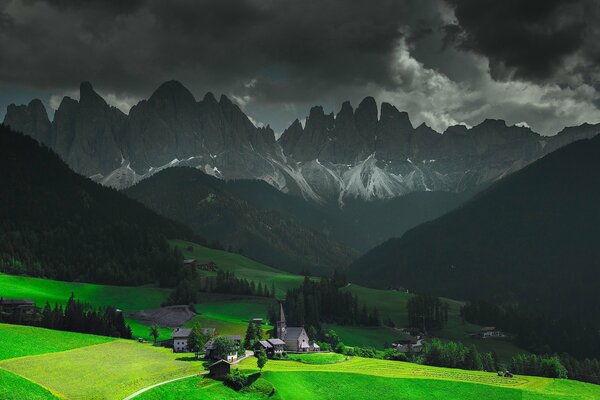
[208,359,231,379]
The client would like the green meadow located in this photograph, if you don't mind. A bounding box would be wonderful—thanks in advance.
[286,352,347,364]
[0,323,114,360]
[138,356,600,400]
[0,240,526,358]
[0,273,169,311]
[0,369,56,400]
[0,339,201,400]
[172,239,306,296]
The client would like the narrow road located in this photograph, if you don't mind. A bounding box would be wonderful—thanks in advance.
[122,374,200,400]
[123,351,254,399]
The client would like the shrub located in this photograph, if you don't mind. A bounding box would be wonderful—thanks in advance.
[383,348,408,361]
[317,341,331,352]
[354,346,377,358]
[335,342,346,354]
[224,369,249,390]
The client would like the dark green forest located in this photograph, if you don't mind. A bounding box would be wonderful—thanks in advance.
[124,166,357,274]
[349,135,600,323]
[0,125,199,286]
[280,274,380,328]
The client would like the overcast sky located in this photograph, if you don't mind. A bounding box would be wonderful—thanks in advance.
[1,0,600,135]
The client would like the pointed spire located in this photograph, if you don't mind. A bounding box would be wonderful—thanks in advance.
[279,302,286,324]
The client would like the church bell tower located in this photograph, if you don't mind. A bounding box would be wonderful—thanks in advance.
[276,302,287,339]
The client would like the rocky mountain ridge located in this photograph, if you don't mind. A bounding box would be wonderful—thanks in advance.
[4,81,600,204]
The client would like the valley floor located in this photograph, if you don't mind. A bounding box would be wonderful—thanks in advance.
[1,324,599,400]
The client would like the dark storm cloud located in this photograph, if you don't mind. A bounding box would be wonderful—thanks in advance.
[443,0,600,83]
[0,0,410,101]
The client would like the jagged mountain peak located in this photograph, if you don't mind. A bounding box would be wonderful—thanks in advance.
[149,79,196,105]
[5,83,600,204]
[202,91,218,104]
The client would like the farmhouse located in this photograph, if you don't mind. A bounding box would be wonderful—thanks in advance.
[170,327,216,352]
[480,326,506,339]
[0,298,38,323]
[393,338,424,354]
[255,338,286,358]
[0,298,36,313]
[276,303,319,352]
[172,328,192,352]
[183,259,218,271]
[203,334,243,362]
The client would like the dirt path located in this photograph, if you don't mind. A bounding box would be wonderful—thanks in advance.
[122,373,200,400]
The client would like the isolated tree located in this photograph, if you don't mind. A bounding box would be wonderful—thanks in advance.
[149,324,160,344]
[257,347,268,372]
[244,321,263,349]
[188,322,210,359]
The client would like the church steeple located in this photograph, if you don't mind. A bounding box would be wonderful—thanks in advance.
[277,302,287,339]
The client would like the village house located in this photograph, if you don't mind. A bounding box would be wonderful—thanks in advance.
[172,328,192,352]
[203,334,243,362]
[479,326,506,339]
[276,303,319,353]
[254,338,286,358]
[393,338,424,354]
[0,298,36,314]
[0,298,38,323]
[170,327,216,352]
[183,259,218,271]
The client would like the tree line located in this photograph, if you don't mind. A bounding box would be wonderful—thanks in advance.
[461,299,600,359]
[461,299,600,384]
[407,293,449,332]
[164,268,275,306]
[275,274,380,329]
[1,293,131,339]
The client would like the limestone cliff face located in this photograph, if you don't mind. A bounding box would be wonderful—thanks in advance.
[4,81,600,203]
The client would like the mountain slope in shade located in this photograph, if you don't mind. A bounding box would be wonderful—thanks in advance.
[5,81,600,204]
[0,124,198,286]
[347,135,600,319]
[124,167,358,274]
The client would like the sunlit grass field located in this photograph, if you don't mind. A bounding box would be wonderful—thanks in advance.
[138,356,600,400]
[0,273,169,311]
[0,340,201,400]
[0,369,56,400]
[0,240,525,358]
[286,352,347,364]
[0,323,114,361]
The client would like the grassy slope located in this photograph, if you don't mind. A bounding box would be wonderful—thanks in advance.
[0,340,201,400]
[0,369,57,400]
[190,294,274,335]
[139,357,600,400]
[0,272,169,310]
[0,241,525,358]
[0,323,114,360]
[0,272,171,340]
[287,352,347,364]
[172,239,305,297]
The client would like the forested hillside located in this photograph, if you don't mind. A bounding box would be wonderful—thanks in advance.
[349,135,600,321]
[125,167,357,274]
[0,125,198,286]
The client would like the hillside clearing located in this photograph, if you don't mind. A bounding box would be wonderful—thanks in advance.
[0,273,169,311]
